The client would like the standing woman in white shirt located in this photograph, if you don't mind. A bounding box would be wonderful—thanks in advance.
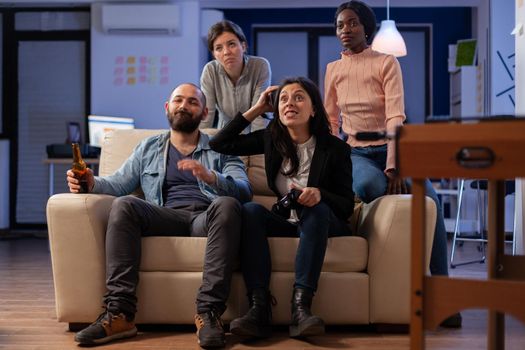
[200,20,271,132]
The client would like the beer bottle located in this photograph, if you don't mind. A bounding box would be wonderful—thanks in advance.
[71,143,89,193]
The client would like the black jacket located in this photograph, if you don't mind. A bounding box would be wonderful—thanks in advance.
[209,113,354,221]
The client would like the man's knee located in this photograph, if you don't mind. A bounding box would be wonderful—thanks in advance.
[207,197,242,233]
[209,196,241,215]
[110,196,142,219]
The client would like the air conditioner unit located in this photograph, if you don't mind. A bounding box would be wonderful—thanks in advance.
[101,4,180,35]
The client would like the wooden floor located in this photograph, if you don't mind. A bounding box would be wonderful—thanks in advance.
[0,236,524,349]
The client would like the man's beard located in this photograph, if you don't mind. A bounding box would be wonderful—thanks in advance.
[168,110,203,133]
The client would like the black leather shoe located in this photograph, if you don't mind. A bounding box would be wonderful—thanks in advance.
[289,288,325,337]
[230,289,275,338]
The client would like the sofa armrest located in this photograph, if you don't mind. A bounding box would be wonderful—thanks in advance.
[358,194,436,324]
[46,193,116,322]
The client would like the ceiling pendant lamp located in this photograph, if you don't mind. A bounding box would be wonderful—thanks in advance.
[371,0,407,57]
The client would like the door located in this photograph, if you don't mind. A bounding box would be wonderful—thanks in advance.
[7,9,90,227]
[16,40,87,224]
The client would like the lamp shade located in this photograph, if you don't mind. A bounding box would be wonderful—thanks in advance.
[371,20,407,57]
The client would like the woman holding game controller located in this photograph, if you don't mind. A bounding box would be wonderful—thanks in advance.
[209,77,353,339]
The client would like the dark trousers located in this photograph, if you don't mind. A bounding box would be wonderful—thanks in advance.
[240,201,351,293]
[103,195,241,317]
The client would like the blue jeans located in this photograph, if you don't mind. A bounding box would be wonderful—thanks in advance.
[351,145,449,276]
[240,201,351,293]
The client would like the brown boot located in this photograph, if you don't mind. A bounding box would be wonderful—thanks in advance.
[74,307,137,345]
[194,308,226,348]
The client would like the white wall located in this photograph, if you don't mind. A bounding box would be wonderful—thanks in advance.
[473,0,490,114]
[200,9,223,70]
[490,0,515,115]
[515,0,524,254]
[477,0,518,235]
[90,1,202,130]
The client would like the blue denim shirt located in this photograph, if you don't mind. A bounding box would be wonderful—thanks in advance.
[92,131,252,205]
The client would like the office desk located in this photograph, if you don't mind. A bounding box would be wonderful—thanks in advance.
[43,158,99,197]
[396,120,525,350]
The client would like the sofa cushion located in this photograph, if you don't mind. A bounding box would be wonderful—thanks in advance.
[269,236,368,272]
[140,235,368,273]
[100,129,165,177]
[247,154,275,196]
[99,128,242,176]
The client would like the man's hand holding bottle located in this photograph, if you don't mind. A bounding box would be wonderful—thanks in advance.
[66,168,95,193]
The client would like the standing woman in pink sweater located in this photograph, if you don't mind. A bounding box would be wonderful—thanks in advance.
[324,0,461,327]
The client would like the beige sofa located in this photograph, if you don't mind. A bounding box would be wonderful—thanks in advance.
[47,129,436,327]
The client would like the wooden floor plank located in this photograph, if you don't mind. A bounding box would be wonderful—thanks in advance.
[0,237,524,349]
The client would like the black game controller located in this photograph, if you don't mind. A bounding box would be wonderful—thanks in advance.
[271,188,302,218]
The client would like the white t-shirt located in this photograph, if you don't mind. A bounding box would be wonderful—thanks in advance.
[275,135,316,222]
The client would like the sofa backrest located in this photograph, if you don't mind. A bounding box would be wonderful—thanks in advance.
[99,129,165,177]
[99,128,362,229]
[99,128,277,207]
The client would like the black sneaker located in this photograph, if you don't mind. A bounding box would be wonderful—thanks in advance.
[440,312,462,328]
[74,308,137,345]
[194,309,226,348]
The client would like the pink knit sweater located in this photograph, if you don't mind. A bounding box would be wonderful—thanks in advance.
[324,47,406,171]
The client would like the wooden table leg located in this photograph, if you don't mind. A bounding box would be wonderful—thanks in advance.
[487,180,506,349]
[410,179,426,350]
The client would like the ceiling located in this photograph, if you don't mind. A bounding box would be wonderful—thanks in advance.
[0,0,485,8]
[201,0,484,8]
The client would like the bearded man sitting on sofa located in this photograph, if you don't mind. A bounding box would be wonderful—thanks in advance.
[66,83,251,348]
